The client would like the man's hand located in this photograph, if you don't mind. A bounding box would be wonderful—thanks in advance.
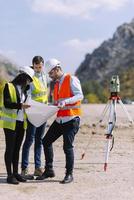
[22,103,31,109]
[58,101,66,108]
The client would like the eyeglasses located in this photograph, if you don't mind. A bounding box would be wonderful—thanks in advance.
[48,67,57,75]
[49,69,55,75]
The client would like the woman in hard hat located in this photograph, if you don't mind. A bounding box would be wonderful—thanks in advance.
[0,66,34,184]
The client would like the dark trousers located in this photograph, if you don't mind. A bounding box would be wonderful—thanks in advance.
[21,120,46,169]
[4,121,25,176]
[42,117,80,174]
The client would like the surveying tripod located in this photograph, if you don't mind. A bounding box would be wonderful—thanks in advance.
[81,75,133,170]
[98,92,133,171]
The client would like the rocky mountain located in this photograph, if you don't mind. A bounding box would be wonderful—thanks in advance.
[0,54,18,83]
[75,19,134,101]
[76,19,134,82]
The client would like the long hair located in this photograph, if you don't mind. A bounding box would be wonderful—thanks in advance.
[12,73,32,86]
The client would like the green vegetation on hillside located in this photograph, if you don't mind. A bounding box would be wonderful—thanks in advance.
[82,68,134,103]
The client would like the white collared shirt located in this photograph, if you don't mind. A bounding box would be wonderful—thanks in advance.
[16,85,25,121]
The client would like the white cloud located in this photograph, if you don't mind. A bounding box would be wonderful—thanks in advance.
[63,38,104,53]
[29,0,130,18]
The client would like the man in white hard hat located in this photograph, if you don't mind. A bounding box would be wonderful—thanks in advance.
[37,58,83,184]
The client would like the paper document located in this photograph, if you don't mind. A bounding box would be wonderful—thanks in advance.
[26,99,59,127]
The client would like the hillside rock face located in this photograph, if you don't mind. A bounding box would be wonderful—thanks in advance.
[75,19,134,83]
[0,54,18,82]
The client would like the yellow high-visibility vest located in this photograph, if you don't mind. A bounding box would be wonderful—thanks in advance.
[0,82,5,128]
[0,83,27,130]
[31,76,48,103]
[0,81,5,108]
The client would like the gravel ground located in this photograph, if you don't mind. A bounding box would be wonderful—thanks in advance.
[0,104,134,200]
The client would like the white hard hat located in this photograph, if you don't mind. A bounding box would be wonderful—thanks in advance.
[19,66,34,81]
[45,58,61,73]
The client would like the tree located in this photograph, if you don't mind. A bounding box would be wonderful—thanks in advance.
[85,93,100,103]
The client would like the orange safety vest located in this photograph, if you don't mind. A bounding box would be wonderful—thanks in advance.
[53,74,82,117]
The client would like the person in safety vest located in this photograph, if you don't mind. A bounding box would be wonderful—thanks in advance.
[0,66,34,184]
[36,58,83,184]
[21,56,48,178]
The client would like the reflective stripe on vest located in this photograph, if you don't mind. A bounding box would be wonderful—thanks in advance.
[31,76,48,103]
[53,74,81,117]
[0,83,27,130]
[23,112,27,130]
[60,105,81,110]
[54,97,80,110]
[0,116,16,123]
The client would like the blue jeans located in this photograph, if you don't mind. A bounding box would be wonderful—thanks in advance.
[42,117,80,174]
[21,120,46,169]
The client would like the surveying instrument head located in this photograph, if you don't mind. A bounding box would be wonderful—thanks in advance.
[110,75,120,97]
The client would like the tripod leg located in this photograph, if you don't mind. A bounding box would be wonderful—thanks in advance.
[107,99,116,135]
[104,99,116,171]
[104,138,111,171]
[118,99,133,124]
[96,100,111,125]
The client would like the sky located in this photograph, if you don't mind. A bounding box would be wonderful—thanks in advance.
[0,0,134,74]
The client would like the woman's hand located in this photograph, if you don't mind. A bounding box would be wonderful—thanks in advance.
[21,103,31,109]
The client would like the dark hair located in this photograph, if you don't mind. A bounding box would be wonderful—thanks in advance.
[12,73,32,86]
[32,56,44,65]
